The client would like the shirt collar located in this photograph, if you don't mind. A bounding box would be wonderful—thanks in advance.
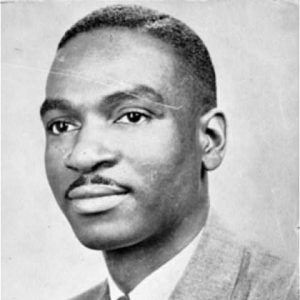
[106,230,202,300]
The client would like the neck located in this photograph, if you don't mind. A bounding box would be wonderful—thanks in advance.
[103,198,209,294]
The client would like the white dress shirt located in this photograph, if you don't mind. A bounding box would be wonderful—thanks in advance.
[105,231,202,300]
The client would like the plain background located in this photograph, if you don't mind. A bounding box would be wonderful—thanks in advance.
[2,0,298,299]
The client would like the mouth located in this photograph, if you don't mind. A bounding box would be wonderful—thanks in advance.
[67,184,130,214]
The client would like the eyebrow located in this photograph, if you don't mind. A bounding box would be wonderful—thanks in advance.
[40,85,165,118]
[40,98,76,117]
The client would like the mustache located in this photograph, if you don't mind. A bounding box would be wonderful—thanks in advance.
[65,174,127,199]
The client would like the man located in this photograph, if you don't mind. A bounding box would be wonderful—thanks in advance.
[40,5,297,300]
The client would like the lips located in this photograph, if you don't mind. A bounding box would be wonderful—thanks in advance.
[67,184,130,214]
[68,184,129,200]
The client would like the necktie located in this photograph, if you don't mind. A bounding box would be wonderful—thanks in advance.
[116,296,130,300]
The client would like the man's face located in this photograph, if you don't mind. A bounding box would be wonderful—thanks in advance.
[42,29,205,250]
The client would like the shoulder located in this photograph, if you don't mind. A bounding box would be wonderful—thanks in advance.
[234,241,297,299]
[68,281,109,300]
[200,213,298,299]
[244,236,298,298]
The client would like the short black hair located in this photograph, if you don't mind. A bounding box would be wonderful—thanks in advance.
[58,4,217,111]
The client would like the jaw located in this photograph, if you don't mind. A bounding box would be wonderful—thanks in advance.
[103,195,209,294]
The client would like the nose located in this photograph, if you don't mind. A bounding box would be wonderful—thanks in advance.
[64,123,119,174]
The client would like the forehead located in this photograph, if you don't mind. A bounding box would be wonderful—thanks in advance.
[46,28,195,110]
[55,28,177,65]
[49,30,172,91]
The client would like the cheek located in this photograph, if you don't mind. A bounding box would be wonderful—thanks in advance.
[121,120,191,188]
[125,120,185,163]
[45,142,69,195]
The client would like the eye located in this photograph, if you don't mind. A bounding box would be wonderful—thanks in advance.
[47,121,79,136]
[116,112,150,124]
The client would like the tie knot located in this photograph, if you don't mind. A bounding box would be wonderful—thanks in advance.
[116,296,130,300]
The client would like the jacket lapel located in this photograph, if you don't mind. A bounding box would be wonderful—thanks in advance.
[170,213,244,300]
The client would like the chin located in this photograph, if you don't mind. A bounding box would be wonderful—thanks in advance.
[70,219,150,251]
[76,235,118,251]
[75,231,148,251]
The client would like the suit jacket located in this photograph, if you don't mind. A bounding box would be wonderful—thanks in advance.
[70,214,298,300]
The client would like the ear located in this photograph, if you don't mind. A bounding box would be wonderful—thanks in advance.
[199,108,227,171]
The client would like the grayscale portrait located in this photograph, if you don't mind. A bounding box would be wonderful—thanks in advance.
[2,1,298,300]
